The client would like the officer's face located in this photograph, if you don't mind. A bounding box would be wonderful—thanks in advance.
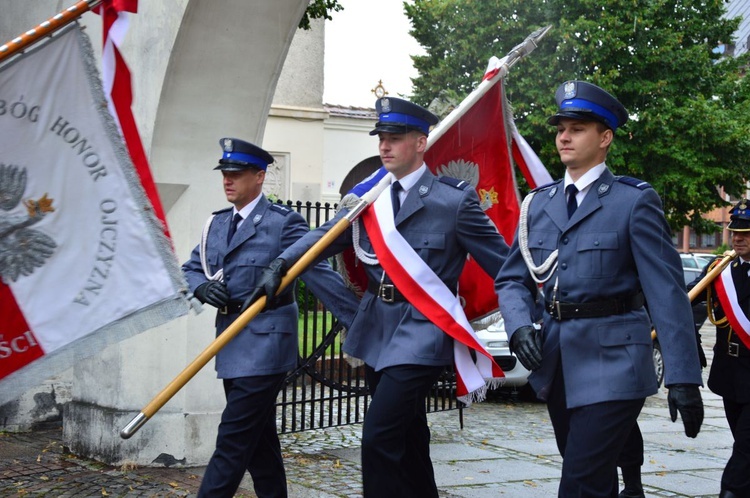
[378,131,427,179]
[222,168,264,209]
[555,119,612,176]
[732,231,750,259]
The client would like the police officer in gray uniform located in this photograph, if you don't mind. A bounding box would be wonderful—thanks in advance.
[182,138,358,498]
[495,81,704,497]
[249,98,510,497]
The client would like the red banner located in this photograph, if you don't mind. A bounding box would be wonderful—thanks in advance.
[424,79,519,320]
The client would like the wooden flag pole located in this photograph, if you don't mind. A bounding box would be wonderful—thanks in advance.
[120,175,392,439]
[0,0,102,64]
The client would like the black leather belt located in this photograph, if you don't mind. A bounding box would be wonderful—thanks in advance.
[727,340,750,358]
[546,291,645,320]
[366,280,457,303]
[218,293,294,315]
[367,281,407,303]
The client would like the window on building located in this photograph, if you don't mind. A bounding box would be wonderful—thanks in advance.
[700,233,715,248]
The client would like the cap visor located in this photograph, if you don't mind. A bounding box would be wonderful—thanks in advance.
[369,124,427,136]
[547,110,610,128]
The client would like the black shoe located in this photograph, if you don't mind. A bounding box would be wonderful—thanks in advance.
[719,490,740,498]
[619,489,645,498]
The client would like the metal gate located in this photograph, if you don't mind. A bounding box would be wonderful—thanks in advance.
[275,200,460,434]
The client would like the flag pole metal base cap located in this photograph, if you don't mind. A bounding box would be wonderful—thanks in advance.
[120,412,148,439]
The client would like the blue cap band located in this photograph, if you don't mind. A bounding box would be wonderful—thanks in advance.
[560,98,620,130]
[378,112,430,134]
[221,151,268,169]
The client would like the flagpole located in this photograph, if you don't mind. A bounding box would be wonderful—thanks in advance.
[427,25,552,147]
[120,175,392,439]
[0,0,102,63]
[121,25,551,438]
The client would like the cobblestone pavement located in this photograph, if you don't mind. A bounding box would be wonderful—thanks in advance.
[0,325,733,497]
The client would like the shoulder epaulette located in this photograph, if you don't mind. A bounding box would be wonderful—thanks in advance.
[615,176,652,190]
[531,179,562,193]
[438,176,470,190]
[269,203,293,216]
[212,206,232,215]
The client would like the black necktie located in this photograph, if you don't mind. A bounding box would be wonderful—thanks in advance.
[227,212,242,244]
[391,181,402,218]
[566,184,578,219]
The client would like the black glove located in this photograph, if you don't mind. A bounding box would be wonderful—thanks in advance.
[667,384,704,438]
[696,330,708,368]
[509,325,543,371]
[240,258,288,313]
[193,281,229,308]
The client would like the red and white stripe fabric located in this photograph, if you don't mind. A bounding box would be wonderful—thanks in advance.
[714,266,750,349]
[361,182,504,403]
[510,122,552,190]
[483,55,552,191]
[94,0,169,235]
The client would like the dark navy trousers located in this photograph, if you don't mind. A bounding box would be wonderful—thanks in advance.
[547,362,644,498]
[362,364,444,498]
[198,373,287,498]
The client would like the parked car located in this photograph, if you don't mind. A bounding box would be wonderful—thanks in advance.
[472,311,533,396]
[680,252,716,281]
[650,253,714,387]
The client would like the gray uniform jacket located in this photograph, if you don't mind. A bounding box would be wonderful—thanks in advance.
[277,169,510,371]
[496,168,703,408]
[182,195,359,378]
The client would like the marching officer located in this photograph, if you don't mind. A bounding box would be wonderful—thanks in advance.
[689,200,750,498]
[246,97,510,497]
[182,138,358,498]
[496,80,704,497]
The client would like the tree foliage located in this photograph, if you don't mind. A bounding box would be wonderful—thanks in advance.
[299,0,344,30]
[406,0,750,231]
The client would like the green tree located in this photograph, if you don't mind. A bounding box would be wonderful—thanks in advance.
[299,0,344,30]
[406,0,750,232]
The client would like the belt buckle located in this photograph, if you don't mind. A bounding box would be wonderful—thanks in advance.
[379,284,395,303]
[729,341,740,357]
[218,306,228,315]
[548,300,563,321]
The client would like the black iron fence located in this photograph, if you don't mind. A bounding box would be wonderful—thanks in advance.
[275,200,460,434]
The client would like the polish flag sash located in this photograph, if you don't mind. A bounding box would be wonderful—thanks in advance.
[360,183,504,403]
[714,266,750,349]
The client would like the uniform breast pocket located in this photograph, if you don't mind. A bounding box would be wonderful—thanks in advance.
[576,232,618,278]
[235,251,272,282]
[403,231,445,258]
[527,230,558,266]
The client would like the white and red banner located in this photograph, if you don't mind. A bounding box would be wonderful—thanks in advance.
[0,25,188,405]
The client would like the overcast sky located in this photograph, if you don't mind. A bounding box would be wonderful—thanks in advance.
[323,0,424,108]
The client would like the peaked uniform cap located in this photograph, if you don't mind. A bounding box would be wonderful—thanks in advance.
[729,199,750,231]
[214,137,274,171]
[547,80,628,131]
[369,97,439,136]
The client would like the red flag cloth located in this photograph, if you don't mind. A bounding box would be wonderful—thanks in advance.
[93,1,169,236]
[424,79,519,320]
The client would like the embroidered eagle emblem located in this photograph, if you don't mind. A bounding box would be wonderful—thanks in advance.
[436,159,496,211]
[0,164,57,283]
